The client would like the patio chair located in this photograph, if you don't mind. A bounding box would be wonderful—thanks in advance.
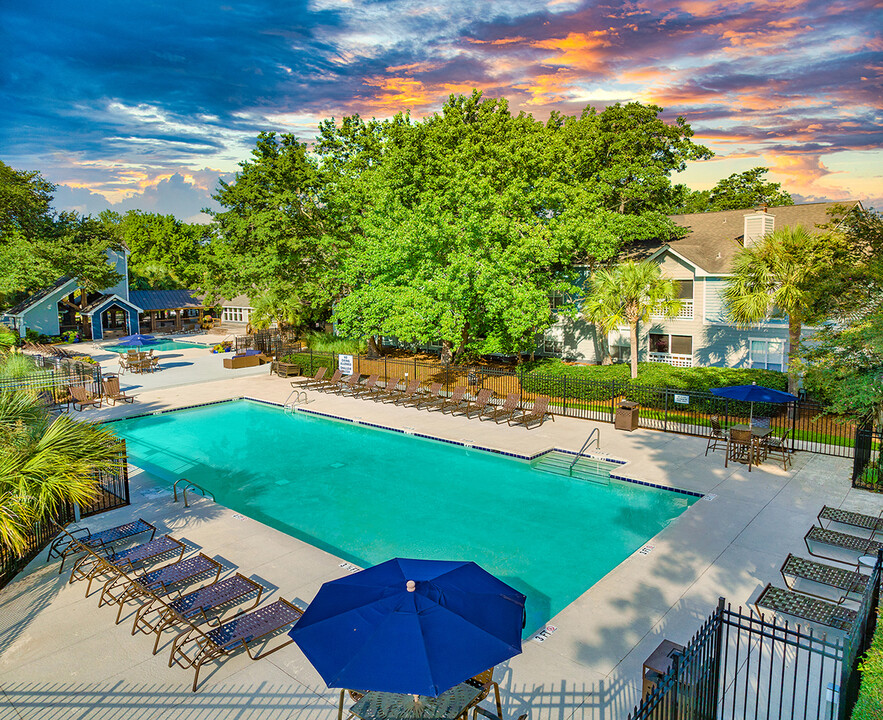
[478,393,521,423]
[331,374,362,395]
[804,525,883,564]
[401,382,442,408]
[450,388,494,419]
[383,379,420,404]
[725,428,756,472]
[70,535,186,595]
[346,374,379,398]
[508,395,554,429]
[310,369,343,391]
[170,597,305,691]
[463,667,503,720]
[118,355,131,375]
[102,376,135,405]
[429,385,467,413]
[365,376,401,402]
[48,518,156,571]
[133,573,264,655]
[779,553,869,605]
[69,384,102,411]
[101,553,223,624]
[755,584,856,632]
[818,505,883,537]
[761,429,791,469]
[704,416,728,456]
[291,366,326,387]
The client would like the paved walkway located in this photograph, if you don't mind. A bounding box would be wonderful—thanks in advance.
[1,371,880,720]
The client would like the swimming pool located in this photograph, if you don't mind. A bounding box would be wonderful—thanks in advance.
[110,399,698,634]
[105,339,209,353]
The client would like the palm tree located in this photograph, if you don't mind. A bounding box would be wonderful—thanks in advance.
[724,225,834,394]
[582,260,682,379]
[0,389,124,554]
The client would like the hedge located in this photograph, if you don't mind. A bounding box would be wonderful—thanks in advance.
[280,352,338,377]
[852,605,883,720]
[522,360,789,414]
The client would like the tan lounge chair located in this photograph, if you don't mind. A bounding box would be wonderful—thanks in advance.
[425,385,466,412]
[450,388,493,418]
[508,395,554,428]
[401,382,442,408]
[291,366,326,387]
[384,379,421,405]
[478,393,521,423]
[69,384,102,411]
[103,376,135,405]
[366,376,400,402]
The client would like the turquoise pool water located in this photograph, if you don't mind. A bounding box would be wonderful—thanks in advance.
[106,339,209,353]
[110,400,697,633]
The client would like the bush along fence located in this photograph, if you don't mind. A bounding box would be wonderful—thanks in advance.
[629,552,881,720]
[260,343,859,459]
[852,426,883,492]
[0,440,129,590]
[0,354,103,400]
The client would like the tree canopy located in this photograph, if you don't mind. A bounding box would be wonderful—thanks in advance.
[671,167,793,214]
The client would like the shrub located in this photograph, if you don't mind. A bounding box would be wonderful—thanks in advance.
[852,608,883,720]
[61,330,80,343]
[521,360,789,414]
[0,354,37,379]
[281,352,338,376]
[301,331,365,355]
[71,355,97,365]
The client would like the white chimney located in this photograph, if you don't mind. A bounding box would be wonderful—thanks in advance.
[743,207,775,246]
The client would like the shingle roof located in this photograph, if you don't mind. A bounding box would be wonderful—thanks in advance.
[664,201,861,274]
[129,289,205,310]
[3,275,75,316]
[79,293,143,315]
[218,294,253,308]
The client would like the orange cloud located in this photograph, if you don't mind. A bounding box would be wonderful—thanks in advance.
[530,31,615,71]
[467,36,529,46]
[513,69,582,106]
[355,76,500,116]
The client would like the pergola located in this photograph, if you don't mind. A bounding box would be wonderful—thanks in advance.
[129,290,208,334]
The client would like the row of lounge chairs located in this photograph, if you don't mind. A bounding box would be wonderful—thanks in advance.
[754,505,882,632]
[41,378,135,412]
[291,367,554,428]
[48,518,304,691]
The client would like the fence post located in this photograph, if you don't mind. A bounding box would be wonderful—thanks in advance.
[518,365,523,406]
[385,355,388,380]
[610,381,616,419]
[791,399,798,454]
[663,390,669,433]
[563,376,567,417]
[310,348,313,373]
[712,596,725,713]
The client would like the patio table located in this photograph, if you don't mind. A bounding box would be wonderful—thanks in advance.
[731,424,773,464]
[349,682,484,720]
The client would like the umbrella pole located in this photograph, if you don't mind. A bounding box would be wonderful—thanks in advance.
[749,402,754,428]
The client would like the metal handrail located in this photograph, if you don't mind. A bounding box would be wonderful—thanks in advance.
[569,428,601,473]
[173,478,216,508]
[284,389,307,412]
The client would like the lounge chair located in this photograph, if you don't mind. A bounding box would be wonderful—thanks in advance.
[101,553,223,624]
[383,379,420,404]
[761,429,792,469]
[170,597,305,691]
[310,369,342,391]
[818,505,883,536]
[450,388,493,418]
[48,518,156,571]
[779,553,869,604]
[804,525,883,564]
[508,396,554,429]
[70,535,186,595]
[103,376,135,405]
[366,376,400,402]
[755,584,856,631]
[401,382,442,408]
[133,573,264,655]
[69,384,102,411]
[478,393,521,423]
[330,374,362,395]
[425,385,467,412]
[346,374,379,398]
[705,416,728,456]
[291,366,326,388]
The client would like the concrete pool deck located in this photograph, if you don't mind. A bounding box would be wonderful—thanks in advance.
[2,371,881,719]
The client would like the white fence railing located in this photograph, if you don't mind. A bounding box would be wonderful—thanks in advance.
[652,300,694,321]
[649,352,694,368]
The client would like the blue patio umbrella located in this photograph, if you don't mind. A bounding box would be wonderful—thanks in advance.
[289,558,526,697]
[710,382,797,425]
[116,333,157,347]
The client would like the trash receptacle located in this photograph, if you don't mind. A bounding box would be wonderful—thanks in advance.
[615,400,639,431]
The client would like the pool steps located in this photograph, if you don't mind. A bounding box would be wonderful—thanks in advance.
[531,451,612,485]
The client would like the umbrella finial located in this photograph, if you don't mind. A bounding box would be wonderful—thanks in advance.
[406,580,416,592]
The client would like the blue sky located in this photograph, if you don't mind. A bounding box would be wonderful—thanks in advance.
[2,0,881,222]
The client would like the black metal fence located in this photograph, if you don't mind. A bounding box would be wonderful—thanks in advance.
[629,551,881,720]
[0,440,130,590]
[852,426,883,491]
[259,340,858,458]
[0,355,102,398]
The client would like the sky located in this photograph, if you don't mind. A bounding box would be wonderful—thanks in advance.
[2,0,881,223]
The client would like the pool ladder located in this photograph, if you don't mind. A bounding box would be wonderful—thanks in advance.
[569,428,600,475]
[284,389,307,413]
[173,478,216,508]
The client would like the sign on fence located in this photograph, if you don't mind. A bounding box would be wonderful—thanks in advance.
[673,394,690,405]
[339,354,354,375]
